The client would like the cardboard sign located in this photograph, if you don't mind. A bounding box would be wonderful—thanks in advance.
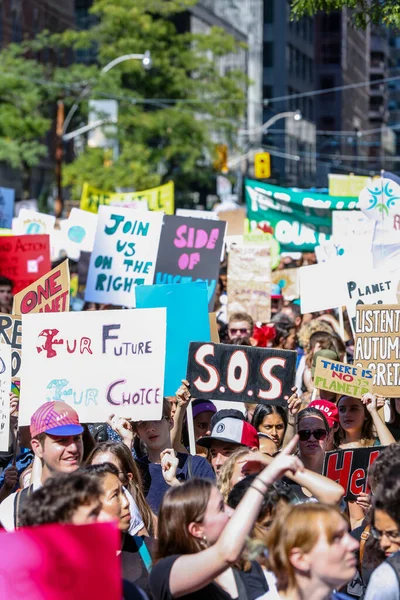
[0,234,51,294]
[18,308,166,425]
[187,342,296,406]
[0,343,11,451]
[272,268,299,300]
[323,446,384,501]
[0,314,22,380]
[13,209,55,235]
[176,209,219,220]
[314,356,374,399]
[85,206,163,307]
[81,181,174,215]
[154,215,226,310]
[0,522,121,599]
[13,260,70,315]
[0,187,15,229]
[354,304,400,395]
[218,208,246,235]
[227,244,271,322]
[135,282,210,396]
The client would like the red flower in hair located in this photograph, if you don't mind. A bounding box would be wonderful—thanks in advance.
[253,324,276,347]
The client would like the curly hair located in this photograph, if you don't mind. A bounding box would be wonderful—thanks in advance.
[373,463,400,528]
[369,444,400,491]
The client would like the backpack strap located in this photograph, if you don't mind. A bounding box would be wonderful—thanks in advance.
[133,536,152,573]
[13,484,33,529]
[232,569,249,600]
[359,524,371,572]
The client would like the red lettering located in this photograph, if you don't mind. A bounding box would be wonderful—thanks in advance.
[350,468,365,497]
[325,451,353,495]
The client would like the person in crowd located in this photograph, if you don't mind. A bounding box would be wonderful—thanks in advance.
[196,409,259,477]
[251,405,287,449]
[308,399,340,451]
[296,407,330,476]
[257,433,279,456]
[270,319,297,350]
[0,401,84,530]
[270,284,284,317]
[264,503,359,600]
[0,275,13,313]
[296,321,337,394]
[227,312,254,341]
[280,302,303,333]
[149,436,303,600]
[133,398,215,514]
[364,463,400,600]
[86,441,157,536]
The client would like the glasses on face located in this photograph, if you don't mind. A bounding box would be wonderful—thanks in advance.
[298,429,327,442]
[371,526,400,543]
[229,328,250,335]
[136,416,168,429]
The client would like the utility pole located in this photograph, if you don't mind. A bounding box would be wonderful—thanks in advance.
[54,100,64,219]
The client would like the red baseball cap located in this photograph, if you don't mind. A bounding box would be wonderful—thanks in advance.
[197,417,259,449]
[30,401,84,438]
[309,399,339,429]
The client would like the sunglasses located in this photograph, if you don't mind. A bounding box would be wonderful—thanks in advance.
[298,429,327,442]
[229,328,250,335]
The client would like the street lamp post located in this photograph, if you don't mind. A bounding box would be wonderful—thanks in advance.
[54,51,152,218]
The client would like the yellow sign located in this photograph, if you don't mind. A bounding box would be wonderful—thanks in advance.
[13,260,70,315]
[254,152,271,179]
[80,181,174,215]
[328,174,370,197]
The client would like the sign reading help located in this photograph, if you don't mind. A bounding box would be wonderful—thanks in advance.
[85,206,163,307]
[187,342,296,406]
[18,308,166,426]
[313,356,374,399]
[0,234,51,293]
[323,446,384,501]
[0,313,22,380]
[0,343,11,451]
[154,215,226,310]
[12,260,70,315]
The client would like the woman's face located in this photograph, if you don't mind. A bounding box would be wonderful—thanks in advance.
[338,397,366,435]
[201,486,233,545]
[90,451,129,485]
[98,473,131,532]
[297,416,328,460]
[258,412,285,447]
[305,516,358,589]
[283,328,297,350]
[193,411,213,441]
[374,509,400,557]
[230,453,263,487]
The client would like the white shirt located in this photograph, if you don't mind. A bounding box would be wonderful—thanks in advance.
[364,562,399,600]
[0,481,41,531]
[124,487,145,536]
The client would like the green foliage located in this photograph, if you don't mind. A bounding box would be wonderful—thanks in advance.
[291,0,400,28]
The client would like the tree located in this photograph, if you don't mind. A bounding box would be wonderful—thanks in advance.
[291,0,400,28]
[26,0,247,202]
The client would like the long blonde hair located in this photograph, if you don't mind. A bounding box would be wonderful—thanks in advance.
[218,448,252,501]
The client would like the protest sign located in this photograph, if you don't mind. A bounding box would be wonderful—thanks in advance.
[18,308,166,425]
[12,260,70,315]
[109,197,148,210]
[13,209,55,235]
[0,314,22,380]
[0,343,11,451]
[218,208,246,236]
[314,356,374,399]
[136,282,210,396]
[332,210,374,239]
[154,215,226,310]
[176,209,219,220]
[227,244,271,322]
[323,446,383,501]
[187,342,296,406]
[0,234,51,294]
[315,235,373,264]
[272,268,299,300]
[62,208,98,253]
[0,521,121,600]
[209,312,220,343]
[0,187,15,229]
[85,206,163,307]
[81,181,174,215]
[329,174,370,198]
[354,304,400,395]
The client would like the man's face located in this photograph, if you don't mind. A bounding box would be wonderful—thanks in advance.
[209,440,240,475]
[71,500,103,525]
[0,285,12,309]
[136,417,172,451]
[32,434,83,475]
[228,320,252,340]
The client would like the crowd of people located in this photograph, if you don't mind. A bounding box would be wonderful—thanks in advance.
[1,269,400,600]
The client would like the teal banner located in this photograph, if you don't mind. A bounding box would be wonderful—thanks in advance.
[245,178,359,252]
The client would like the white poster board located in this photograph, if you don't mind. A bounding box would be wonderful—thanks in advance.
[0,343,11,452]
[61,208,98,254]
[13,209,55,235]
[85,206,163,307]
[19,308,166,426]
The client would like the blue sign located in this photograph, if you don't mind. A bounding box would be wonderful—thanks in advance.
[0,187,15,229]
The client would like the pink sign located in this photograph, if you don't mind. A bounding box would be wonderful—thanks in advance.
[0,521,121,599]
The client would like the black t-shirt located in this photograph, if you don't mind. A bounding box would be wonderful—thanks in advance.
[121,534,155,597]
[149,555,237,600]
[239,561,268,600]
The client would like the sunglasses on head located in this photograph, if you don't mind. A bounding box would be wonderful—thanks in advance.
[298,429,327,442]
[229,328,249,335]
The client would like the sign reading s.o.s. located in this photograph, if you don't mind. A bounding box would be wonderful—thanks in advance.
[187,342,296,406]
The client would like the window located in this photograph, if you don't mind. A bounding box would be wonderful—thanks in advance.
[12,10,22,42]
[263,85,273,101]
[263,42,274,68]
[264,0,274,24]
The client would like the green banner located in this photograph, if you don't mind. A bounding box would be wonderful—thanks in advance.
[245,178,359,252]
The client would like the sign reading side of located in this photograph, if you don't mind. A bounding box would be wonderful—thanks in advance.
[0,234,51,293]
[0,314,22,380]
[18,308,166,425]
[354,304,400,395]
[12,260,70,315]
[313,356,374,399]
[323,446,383,501]
[0,343,11,451]
[85,206,163,307]
[187,342,296,406]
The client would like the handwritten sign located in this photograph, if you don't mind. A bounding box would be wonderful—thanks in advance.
[13,209,55,235]
[314,356,374,399]
[13,260,70,315]
[272,268,299,300]
[227,244,271,322]
[0,314,22,380]
[0,234,51,293]
[80,181,174,215]
[0,522,121,599]
[187,342,296,406]
[18,308,166,425]
[0,343,11,451]
[0,187,15,229]
[323,446,383,501]
[354,304,400,395]
[85,206,163,307]
[154,215,226,310]
[61,208,98,253]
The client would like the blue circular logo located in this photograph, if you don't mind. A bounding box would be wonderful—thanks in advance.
[68,225,86,243]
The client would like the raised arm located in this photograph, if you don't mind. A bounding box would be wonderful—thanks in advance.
[363,393,396,446]
[170,381,191,455]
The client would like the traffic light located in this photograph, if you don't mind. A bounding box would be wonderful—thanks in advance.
[214,144,228,173]
[254,152,271,179]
